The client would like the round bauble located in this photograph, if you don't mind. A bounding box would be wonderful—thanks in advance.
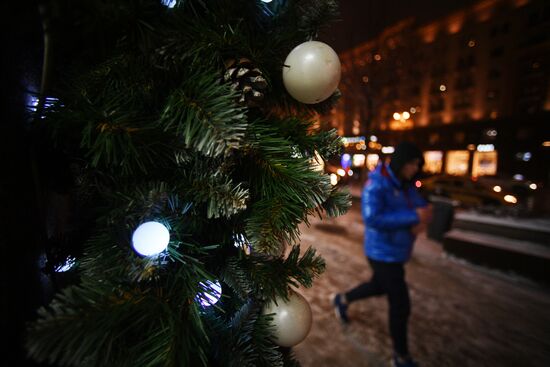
[262,290,313,347]
[282,41,341,104]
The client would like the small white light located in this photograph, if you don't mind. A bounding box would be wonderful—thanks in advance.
[55,256,76,273]
[477,144,494,152]
[132,221,170,257]
[402,111,411,120]
[513,174,524,181]
[493,185,502,193]
[330,173,339,186]
[529,183,537,190]
[197,280,222,307]
[348,169,354,176]
[337,168,346,177]
[261,0,273,3]
[370,135,378,142]
[504,195,517,204]
[161,0,176,8]
[233,234,251,254]
[522,152,532,161]
[439,84,447,92]
[410,107,417,114]
[393,112,401,120]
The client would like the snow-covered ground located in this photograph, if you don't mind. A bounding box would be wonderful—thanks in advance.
[293,203,550,367]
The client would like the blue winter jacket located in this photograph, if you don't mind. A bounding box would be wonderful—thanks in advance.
[362,163,427,263]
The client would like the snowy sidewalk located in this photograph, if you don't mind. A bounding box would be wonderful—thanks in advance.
[293,205,550,367]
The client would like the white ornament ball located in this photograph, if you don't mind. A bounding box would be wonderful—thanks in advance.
[282,41,341,104]
[132,221,170,257]
[262,290,313,347]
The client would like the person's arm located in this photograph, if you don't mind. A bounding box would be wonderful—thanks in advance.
[410,187,428,208]
[410,187,433,235]
[362,180,420,229]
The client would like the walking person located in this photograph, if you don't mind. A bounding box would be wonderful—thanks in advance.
[333,142,432,367]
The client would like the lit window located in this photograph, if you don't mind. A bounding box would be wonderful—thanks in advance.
[445,150,470,176]
[423,151,443,174]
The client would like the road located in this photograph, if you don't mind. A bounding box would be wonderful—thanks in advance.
[292,200,550,367]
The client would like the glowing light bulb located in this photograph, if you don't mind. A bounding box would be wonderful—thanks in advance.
[132,221,170,257]
[197,280,222,307]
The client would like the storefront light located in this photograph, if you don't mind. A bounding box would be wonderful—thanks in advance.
[352,154,366,167]
[477,144,494,152]
[381,146,395,154]
[504,195,517,204]
[341,153,351,169]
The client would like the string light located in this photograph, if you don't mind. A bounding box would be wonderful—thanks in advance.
[132,221,170,257]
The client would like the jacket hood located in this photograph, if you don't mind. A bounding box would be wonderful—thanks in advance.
[389,141,424,184]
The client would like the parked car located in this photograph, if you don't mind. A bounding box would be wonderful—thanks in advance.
[477,175,540,200]
[419,175,519,208]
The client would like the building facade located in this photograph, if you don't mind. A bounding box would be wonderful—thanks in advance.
[332,0,550,184]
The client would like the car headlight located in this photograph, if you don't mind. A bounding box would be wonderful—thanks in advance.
[504,195,517,204]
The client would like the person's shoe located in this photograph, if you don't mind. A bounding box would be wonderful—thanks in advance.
[391,354,418,367]
[333,293,349,324]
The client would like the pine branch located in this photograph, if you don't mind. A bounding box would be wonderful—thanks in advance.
[320,186,352,218]
[210,301,284,367]
[265,116,343,162]
[160,73,248,158]
[295,0,339,38]
[184,161,250,219]
[222,245,325,302]
[26,280,208,367]
[44,56,178,176]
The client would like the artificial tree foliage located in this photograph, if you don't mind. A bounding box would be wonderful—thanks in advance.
[26,1,350,366]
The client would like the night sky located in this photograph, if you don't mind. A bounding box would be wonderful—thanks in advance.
[322,0,480,52]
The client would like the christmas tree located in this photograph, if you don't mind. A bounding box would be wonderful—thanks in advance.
[26,1,350,366]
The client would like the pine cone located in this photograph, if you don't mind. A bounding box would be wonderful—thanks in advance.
[223,58,267,106]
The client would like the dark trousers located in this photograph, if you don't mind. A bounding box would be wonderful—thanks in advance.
[345,258,411,356]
